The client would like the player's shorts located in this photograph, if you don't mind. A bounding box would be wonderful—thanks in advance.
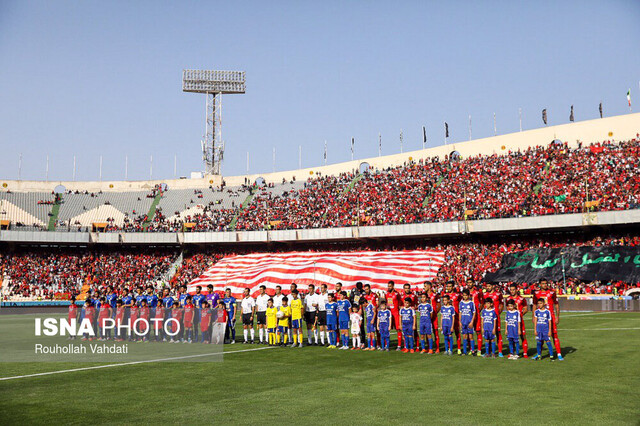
[390,311,401,330]
[461,322,474,335]
[380,328,390,338]
[442,324,452,336]
[402,327,413,337]
[277,326,288,333]
[316,310,327,326]
[256,311,267,325]
[305,311,317,325]
[339,319,349,330]
[267,327,276,334]
[326,322,337,331]
[366,321,376,334]
[508,334,519,341]
[483,330,495,340]
[184,320,193,329]
[536,330,550,341]
[292,319,302,329]
[242,313,252,326]
[419,321,432,336]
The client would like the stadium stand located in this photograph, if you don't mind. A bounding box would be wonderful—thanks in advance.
[1,231,637,301]
[0,191,55,229]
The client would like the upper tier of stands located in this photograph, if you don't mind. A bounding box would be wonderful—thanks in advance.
[1,138,638,233]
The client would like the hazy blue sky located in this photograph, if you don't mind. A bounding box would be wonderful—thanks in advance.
[1,1,638,181]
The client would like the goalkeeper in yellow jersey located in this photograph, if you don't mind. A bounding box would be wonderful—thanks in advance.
[277,296,291,345]
[289,290,304,348]
[265,298,278,346]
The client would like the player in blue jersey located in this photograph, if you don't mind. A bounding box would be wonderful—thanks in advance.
[363,297,377,350]
[145,286,158,316]
[399,298,416,353]
[178,285,189,307]
[377,301,392,351]
[106,286,118,317]
[532,298,555,361]
[481,298,498,357]
[440,295,456,355]
[417,293,434,353]
[223,288,237,344]
[336,291,352,349]
[325,293,339,348]
[505,300,522,359]
[192,285,206,341]
[459,289,477,356]
[135,288,146,307]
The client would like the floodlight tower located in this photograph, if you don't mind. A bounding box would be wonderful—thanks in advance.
[182,69,245,175]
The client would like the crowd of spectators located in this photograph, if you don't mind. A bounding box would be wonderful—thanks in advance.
[0,250,175,300]
[1,232,637,301]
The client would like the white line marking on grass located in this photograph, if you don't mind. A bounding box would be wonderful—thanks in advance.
[558,327,640,331]
[562,312,620,318]
[0,346,275,382]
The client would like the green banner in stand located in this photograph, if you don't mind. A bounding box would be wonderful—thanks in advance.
[483,246,640,283]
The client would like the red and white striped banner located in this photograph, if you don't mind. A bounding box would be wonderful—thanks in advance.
[188,250,444,298]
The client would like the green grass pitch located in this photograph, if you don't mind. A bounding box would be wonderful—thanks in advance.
[0,312,638,425]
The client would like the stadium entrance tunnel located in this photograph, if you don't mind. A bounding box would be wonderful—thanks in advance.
[255,177,266,187]
[359,162,370,174]
[449,151,462,161]
[53,185,66,194]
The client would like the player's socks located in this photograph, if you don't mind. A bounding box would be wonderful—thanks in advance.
[515,340,520,356]
[477,334,483,353]
[250,329,255,341]
[298,332,303,345]
[491,341,497,355]
[455,331,461,350]
[470,338,475,353]
[420,339,425,350]
[314,329,318,344]
[428,338,433,350]
[497,333,503,353]
[508,340,514,355]
[434,331,440,352]
[522,337,528,355]
[259,328,264,343]
[547,341,555,357]
[537,341,542,357]
[244,329,248,342]
[485,341,490,355]
[553,337,562,356]
[463,339,467,354]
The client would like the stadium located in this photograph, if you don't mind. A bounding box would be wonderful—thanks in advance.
[1,2,639,425]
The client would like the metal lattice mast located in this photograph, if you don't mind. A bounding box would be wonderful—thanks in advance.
[183,69,245,175]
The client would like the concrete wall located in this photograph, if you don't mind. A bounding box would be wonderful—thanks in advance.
[2,113,638,191]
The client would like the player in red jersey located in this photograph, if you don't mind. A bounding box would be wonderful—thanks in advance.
[443,281,463,354]
[98,297,113,340]
[483,282,504,357]
[385,281,403,350]
[506,283,529,357]
[170,303,183,342]
[184,296,195,342]
[465,279,484,353]
[422,281,441,352]
[533,279,563,360]
[115,300,126,341]
[139,300,150,341]
[68,297,78,340]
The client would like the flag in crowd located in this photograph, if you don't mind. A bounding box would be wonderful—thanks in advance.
[542,108,547,125]
[570,105,574,122]
[188,250,445,298]
[627,89,631,108]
